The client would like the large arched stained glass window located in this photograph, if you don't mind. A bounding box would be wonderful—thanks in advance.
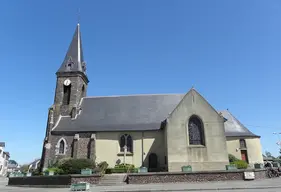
[188,115,205,145]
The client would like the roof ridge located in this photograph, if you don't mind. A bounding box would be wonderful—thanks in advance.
[84,93,185,99]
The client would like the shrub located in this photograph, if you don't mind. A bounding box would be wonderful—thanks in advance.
[107,167,138,173]
[228,154,239,163]
[44,167,64,175]
[114,163,134,169]
[105,168,112,174]
[94,161,108,174]
[231,160,248,169]
[106,163,135,174]
[58,158,95,174]
[31,168,42,176]
[20,164,29,173]
[56,157,73,167]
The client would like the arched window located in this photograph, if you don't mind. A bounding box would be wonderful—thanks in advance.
[188,115,204,145]
[63,84,71,105]
[56,138,67,155]
[239,139,247,148]
[119,134,133,153]
[59,140,65,154]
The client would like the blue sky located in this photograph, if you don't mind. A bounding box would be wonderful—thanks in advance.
[1,0,281,164]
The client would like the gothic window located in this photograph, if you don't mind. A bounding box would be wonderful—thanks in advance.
[239,139,247,148]
[119,134,133,153]
[56,138,67,155]
[63,84,71,105]
[188,115,204,145]
[59,140,65,154]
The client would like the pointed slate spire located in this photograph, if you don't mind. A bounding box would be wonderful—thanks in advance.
[57,23,87,75]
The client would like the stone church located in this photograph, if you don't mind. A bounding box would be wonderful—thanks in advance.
[40,23,263,172]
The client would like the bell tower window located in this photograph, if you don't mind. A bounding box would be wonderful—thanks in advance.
[81,85,85,99]
[63,84,71,105]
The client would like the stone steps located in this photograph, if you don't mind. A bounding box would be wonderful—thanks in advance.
[98,174,126,186]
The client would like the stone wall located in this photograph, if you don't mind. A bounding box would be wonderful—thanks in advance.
[126,169,267,184]
[8,174,101,187]
[71,175,100,184]
[42,73,88,170]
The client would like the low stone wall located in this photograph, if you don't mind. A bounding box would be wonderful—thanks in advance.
[8,174,101,187]
[71,174,101,184]
[126,169,267,184]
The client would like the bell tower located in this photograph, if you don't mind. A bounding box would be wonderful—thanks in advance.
[40,22,89,171]
[52,23,89,123]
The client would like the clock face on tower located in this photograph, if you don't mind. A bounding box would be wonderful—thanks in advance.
[64,79,71,86]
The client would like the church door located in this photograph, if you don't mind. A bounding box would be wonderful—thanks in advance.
[148,153,158,171]
[241,150,248,163]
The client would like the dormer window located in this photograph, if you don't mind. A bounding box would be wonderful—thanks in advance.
[65,57,74,71]
[82,62,86,72]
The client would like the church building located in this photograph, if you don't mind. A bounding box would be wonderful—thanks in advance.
[40,23,264,172]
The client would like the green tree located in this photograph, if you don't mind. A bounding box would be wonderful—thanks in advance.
[265,151,273,158]
[8,160,18,165]
[20,164,29,173]
[228,154,239,163]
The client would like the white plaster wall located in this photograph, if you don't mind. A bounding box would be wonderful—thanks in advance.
[226,137,264,166]
[0,147,5,176]
[166,89,229,172]
[95,130,165,169]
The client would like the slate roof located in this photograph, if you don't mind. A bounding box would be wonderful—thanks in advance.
[29,159,41,170]
[52,94,259,138]
[56,23,86,75]
[218,110,260,137]
[53,94,184,132]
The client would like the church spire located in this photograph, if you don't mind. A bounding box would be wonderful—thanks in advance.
[56,23,87,76]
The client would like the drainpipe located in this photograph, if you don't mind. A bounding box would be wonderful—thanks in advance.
[141,132,144,167]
